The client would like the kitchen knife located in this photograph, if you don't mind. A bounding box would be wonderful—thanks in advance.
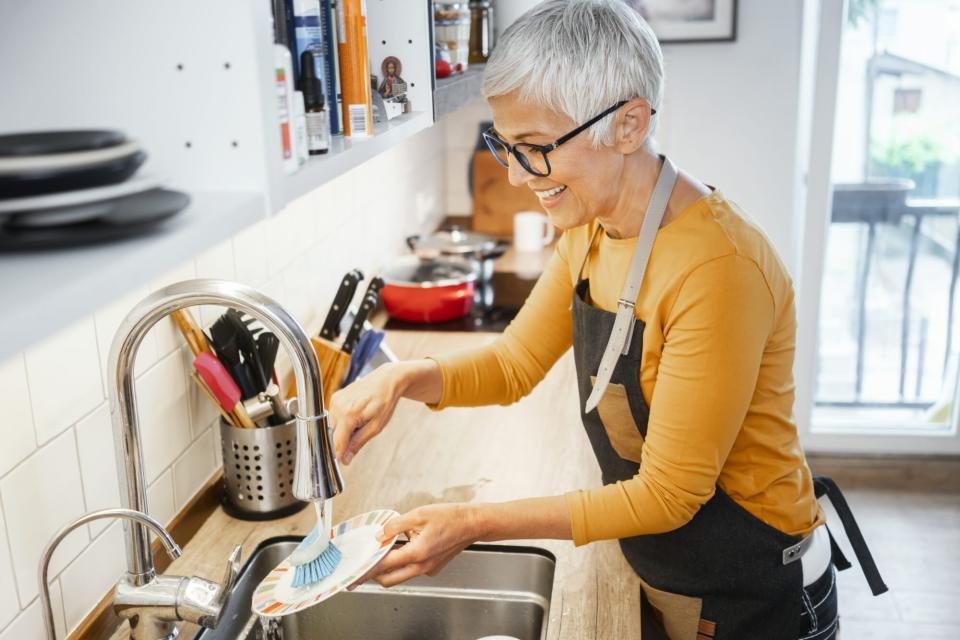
[341,289,379,355]
[362,275,385,298]
[319,269,364,341]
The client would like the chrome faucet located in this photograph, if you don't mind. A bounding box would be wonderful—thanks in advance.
[97,279,343,640]
[38,508,242,640]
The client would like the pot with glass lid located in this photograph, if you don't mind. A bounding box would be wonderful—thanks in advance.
[380,255,478,323]
[405,226,507,283]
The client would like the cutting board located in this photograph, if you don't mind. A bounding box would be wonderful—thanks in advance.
[470,150,545,237]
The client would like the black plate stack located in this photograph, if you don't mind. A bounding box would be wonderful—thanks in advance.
[0,130,190,250]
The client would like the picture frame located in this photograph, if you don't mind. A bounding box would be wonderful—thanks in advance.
[641,0,738,44]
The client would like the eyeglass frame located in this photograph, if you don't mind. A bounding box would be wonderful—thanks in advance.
[481,100,656,177]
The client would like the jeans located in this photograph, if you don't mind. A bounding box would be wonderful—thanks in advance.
[800,565,840,639]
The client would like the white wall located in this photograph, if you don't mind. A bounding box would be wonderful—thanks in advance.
[472,0,812,275]
[0,125,446,640]
[656,0,808,273]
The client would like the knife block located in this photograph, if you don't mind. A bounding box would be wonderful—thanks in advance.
[282,336,351,407]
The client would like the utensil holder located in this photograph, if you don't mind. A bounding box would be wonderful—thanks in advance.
[219,416,308,521]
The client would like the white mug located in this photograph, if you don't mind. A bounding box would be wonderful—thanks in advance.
[513,211,555,253]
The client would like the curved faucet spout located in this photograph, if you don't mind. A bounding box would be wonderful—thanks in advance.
[40,509,181,640]
[108,279,343,585]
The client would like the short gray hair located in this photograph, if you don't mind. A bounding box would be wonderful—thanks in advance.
[483,0,664,148]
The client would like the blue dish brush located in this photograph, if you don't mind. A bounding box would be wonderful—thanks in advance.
[288,500,342,588]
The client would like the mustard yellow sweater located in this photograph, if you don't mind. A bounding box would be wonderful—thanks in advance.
[431,191,824,545]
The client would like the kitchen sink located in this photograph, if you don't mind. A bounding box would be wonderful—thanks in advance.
[195,536,556,640]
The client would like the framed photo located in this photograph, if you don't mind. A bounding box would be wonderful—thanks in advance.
[640,0,738,44]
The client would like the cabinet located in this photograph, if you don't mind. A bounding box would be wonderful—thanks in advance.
[0,0,484,360]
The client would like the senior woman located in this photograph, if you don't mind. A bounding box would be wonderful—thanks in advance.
[329,1,884,638]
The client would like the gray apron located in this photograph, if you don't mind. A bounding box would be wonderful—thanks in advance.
[571,157,886,639]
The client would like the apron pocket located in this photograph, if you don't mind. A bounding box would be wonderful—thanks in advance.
[639,576,706,640]
[591,377,645,463]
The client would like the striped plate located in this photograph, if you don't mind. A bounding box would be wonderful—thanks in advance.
[252,509,400,617]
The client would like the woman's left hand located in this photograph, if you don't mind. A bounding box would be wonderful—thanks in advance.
[352,503,483,588]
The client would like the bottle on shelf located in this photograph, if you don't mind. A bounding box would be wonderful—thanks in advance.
[336,0,374,138]
[293,90,310,165]
[300,51,331,155]
[274,44,300,173]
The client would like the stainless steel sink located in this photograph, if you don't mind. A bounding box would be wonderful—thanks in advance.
[195,536,555,640]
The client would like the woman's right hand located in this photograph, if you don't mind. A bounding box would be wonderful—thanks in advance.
[329,359,441,465]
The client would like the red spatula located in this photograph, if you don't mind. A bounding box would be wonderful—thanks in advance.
[194,352,256,428]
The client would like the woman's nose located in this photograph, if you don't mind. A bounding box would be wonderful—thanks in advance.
[506,155,536,188]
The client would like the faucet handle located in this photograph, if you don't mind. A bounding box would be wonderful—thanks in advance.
[218,544,243,609]
[176,544,242,629]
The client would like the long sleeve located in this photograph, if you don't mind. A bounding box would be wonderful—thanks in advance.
[566,254,776,544]
[429,239,576,408]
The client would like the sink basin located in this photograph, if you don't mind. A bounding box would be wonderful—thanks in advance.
[196,536,556,640]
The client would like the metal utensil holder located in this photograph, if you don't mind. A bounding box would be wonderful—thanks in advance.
[219,414,308,521]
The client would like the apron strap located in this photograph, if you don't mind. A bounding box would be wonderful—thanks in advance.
[825,526,853,571]
[584,156,678,414]
[813,474,888,596]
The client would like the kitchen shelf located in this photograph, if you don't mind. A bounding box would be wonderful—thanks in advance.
[0,191,267,361]
[433,65,486,120]
[275,110,434,210]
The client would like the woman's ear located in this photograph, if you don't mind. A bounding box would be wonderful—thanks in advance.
[614,98,653,154]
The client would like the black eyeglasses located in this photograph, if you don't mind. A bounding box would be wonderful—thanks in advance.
[482,101,655,177]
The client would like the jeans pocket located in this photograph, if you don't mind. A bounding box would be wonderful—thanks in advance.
[799,566,839,640]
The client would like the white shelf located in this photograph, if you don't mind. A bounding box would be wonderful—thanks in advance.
[275,110,433,210]
[433,65,485,120]
[0,191,267,361]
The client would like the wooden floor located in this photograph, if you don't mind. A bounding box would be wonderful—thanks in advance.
[809,455,960,638]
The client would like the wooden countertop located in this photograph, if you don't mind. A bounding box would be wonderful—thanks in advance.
[108,330,640,639]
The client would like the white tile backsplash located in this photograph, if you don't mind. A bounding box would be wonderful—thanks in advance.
[173,429,216,511]
[74,404,121,536]
[146,470,176,528]
[0,579,65,640]
[0,504,21,627]
[58,522,125,631]
[137,351,192,484]
[195,239,237,281]
[231,218,272,287]
[0,429,87,604]
[0,354,37,478]
[0,120,446,638]
[23,316,104,445]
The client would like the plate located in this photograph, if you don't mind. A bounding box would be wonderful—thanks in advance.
[0,149,146,198]
[253,509,399,618]
[0,174,165,214]
[5,199,119,229]
[0,140,142,175]
[0,188,189,251]
[0,130,126,157]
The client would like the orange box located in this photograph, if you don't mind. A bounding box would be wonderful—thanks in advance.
[337,0,373,137]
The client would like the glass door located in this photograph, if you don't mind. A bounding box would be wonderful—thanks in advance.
[800,0,960,452]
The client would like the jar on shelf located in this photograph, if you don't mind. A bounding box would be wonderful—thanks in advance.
[435,2,471,73]
[469,1,494,64]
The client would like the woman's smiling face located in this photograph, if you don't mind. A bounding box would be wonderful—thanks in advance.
[488,91,626,231]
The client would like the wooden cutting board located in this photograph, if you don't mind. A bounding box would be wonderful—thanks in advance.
[470,150,545,236]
